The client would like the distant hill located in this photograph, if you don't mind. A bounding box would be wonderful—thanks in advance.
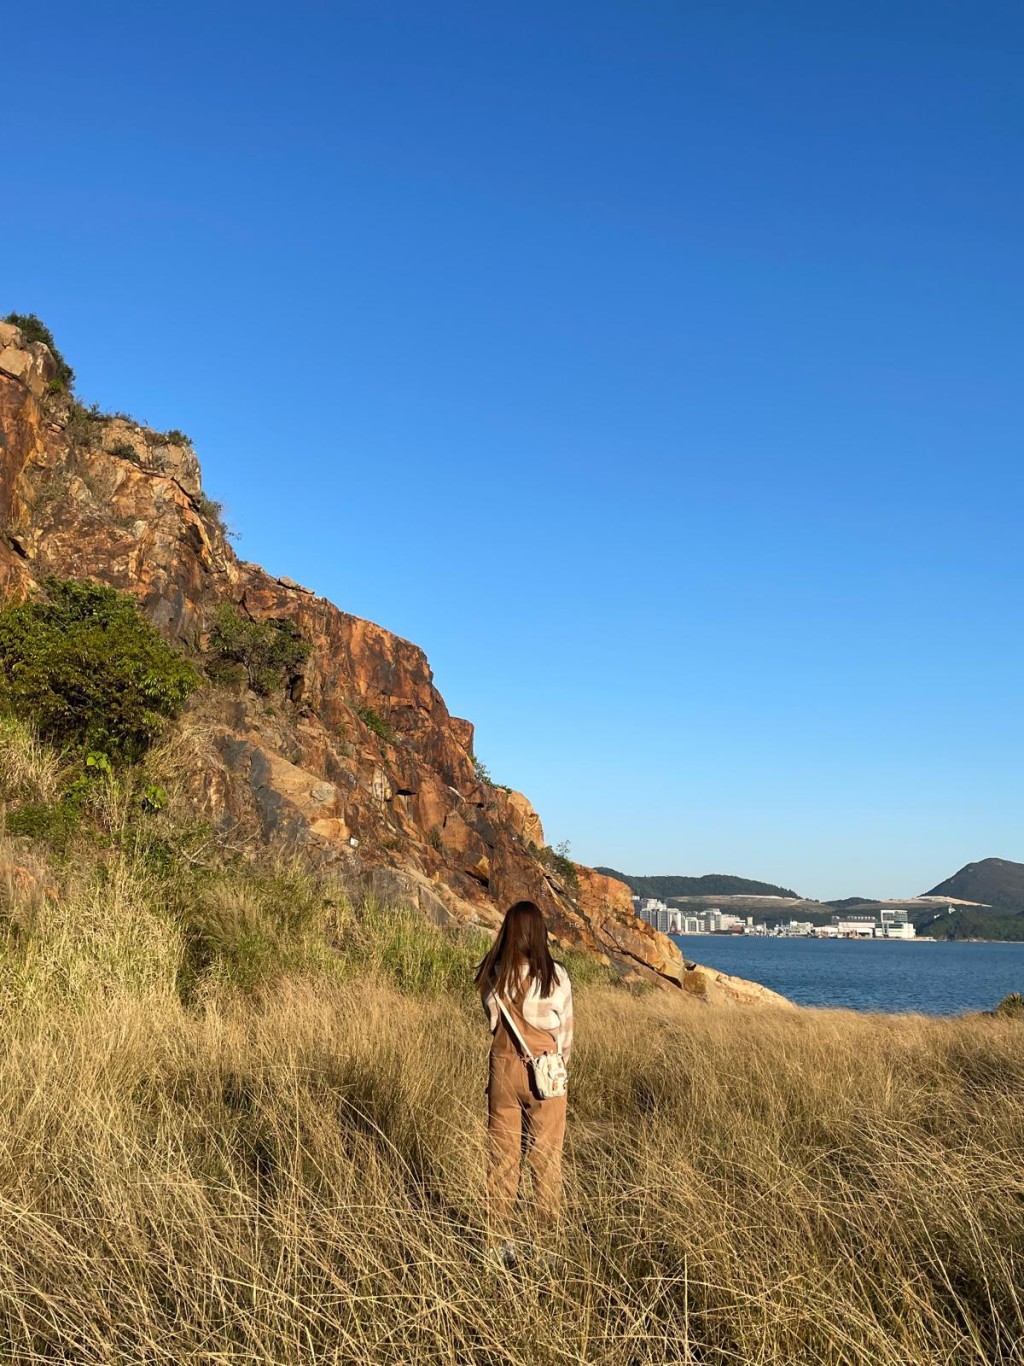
[595,870,801,900]
[918,858,1024,941]
[925,859,1024,915]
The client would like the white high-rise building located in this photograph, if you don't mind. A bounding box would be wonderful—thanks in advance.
[877,919,916,939]
[632,897,681,935]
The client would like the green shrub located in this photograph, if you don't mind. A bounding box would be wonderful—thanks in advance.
[5,798,81,850]
[470,753,492,784]
[468,752,510,790]
[64,401,103,451]
[3,312,75,391]
[159,429,191,446]
[108,441,138,461]
[355,704,396,744]
[0,578,199,762]
[193,493,233,539]
[139,784,169,814]
[206,605,309,696]
[535,840,580,894]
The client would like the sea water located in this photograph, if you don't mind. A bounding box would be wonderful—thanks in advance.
[670,934,1024,1014]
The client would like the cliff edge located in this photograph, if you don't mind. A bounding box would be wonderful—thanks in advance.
[0,319,790,1007]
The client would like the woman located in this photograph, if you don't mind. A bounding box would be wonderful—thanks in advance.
[476,900,574,1265]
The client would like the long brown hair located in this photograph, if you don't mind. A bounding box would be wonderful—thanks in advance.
[475,900,558,1001]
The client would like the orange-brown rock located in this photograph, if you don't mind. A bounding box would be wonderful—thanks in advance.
[680,962,795,1008]
[0,321,57,400]
[503,790,545,848]
[572,867,688,983]
[0,331,789,1003]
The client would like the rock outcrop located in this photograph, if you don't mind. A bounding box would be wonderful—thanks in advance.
[0,325,788,1004]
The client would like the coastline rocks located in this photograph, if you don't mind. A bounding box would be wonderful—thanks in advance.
[681,962,796,1008]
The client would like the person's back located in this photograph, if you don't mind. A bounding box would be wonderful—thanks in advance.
[475,900,574,1269]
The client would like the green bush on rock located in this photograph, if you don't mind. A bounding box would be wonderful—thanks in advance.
[3,312,76,392]
[206,604,310,696]
[354,703,396,744]
[0,578,199,762]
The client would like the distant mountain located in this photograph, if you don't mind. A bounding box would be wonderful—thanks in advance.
[925,858,1024,915]
[918,858,1024,941]
[595,870,801,900]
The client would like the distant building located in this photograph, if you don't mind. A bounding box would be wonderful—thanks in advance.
[880,907,909,926]
[632,897,681,935]
[655,908,682,934]
[877,920,916,940]
[832,915,877,938]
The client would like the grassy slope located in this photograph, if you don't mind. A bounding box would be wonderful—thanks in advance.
[2,719,1024,1364]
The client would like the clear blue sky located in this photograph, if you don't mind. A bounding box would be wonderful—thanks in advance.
[5,2,1022,899]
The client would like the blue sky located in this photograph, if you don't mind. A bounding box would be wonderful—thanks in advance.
[4,2,1022,898]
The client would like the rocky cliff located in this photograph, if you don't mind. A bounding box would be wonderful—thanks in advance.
[0,320,790,1006]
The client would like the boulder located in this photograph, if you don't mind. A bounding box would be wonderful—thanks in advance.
[503,789,545,847]
[0,323,57,399]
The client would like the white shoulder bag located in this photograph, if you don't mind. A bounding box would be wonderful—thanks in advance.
[494,993,568,1100]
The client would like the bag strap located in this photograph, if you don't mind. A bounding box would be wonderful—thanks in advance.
[493,992,536,1062]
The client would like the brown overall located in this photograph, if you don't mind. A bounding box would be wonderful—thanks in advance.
[487,992,567,1232]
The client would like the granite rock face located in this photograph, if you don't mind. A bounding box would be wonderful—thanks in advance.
[0,331,789,1004]
[0,321,57,401]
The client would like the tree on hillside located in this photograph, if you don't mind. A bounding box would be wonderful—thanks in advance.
[0,578,198,761]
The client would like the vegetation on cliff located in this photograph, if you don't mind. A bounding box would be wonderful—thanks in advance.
[0,578,198,762]
[2,311,75,391]
[206,603,310,696]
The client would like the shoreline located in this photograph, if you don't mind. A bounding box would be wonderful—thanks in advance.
[672,933,1024,946]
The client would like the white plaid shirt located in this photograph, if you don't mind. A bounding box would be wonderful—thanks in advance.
[483,963,574,1060]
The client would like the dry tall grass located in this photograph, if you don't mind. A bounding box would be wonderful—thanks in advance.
[0,718,1022,1364]
[0,980,1021,1364]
